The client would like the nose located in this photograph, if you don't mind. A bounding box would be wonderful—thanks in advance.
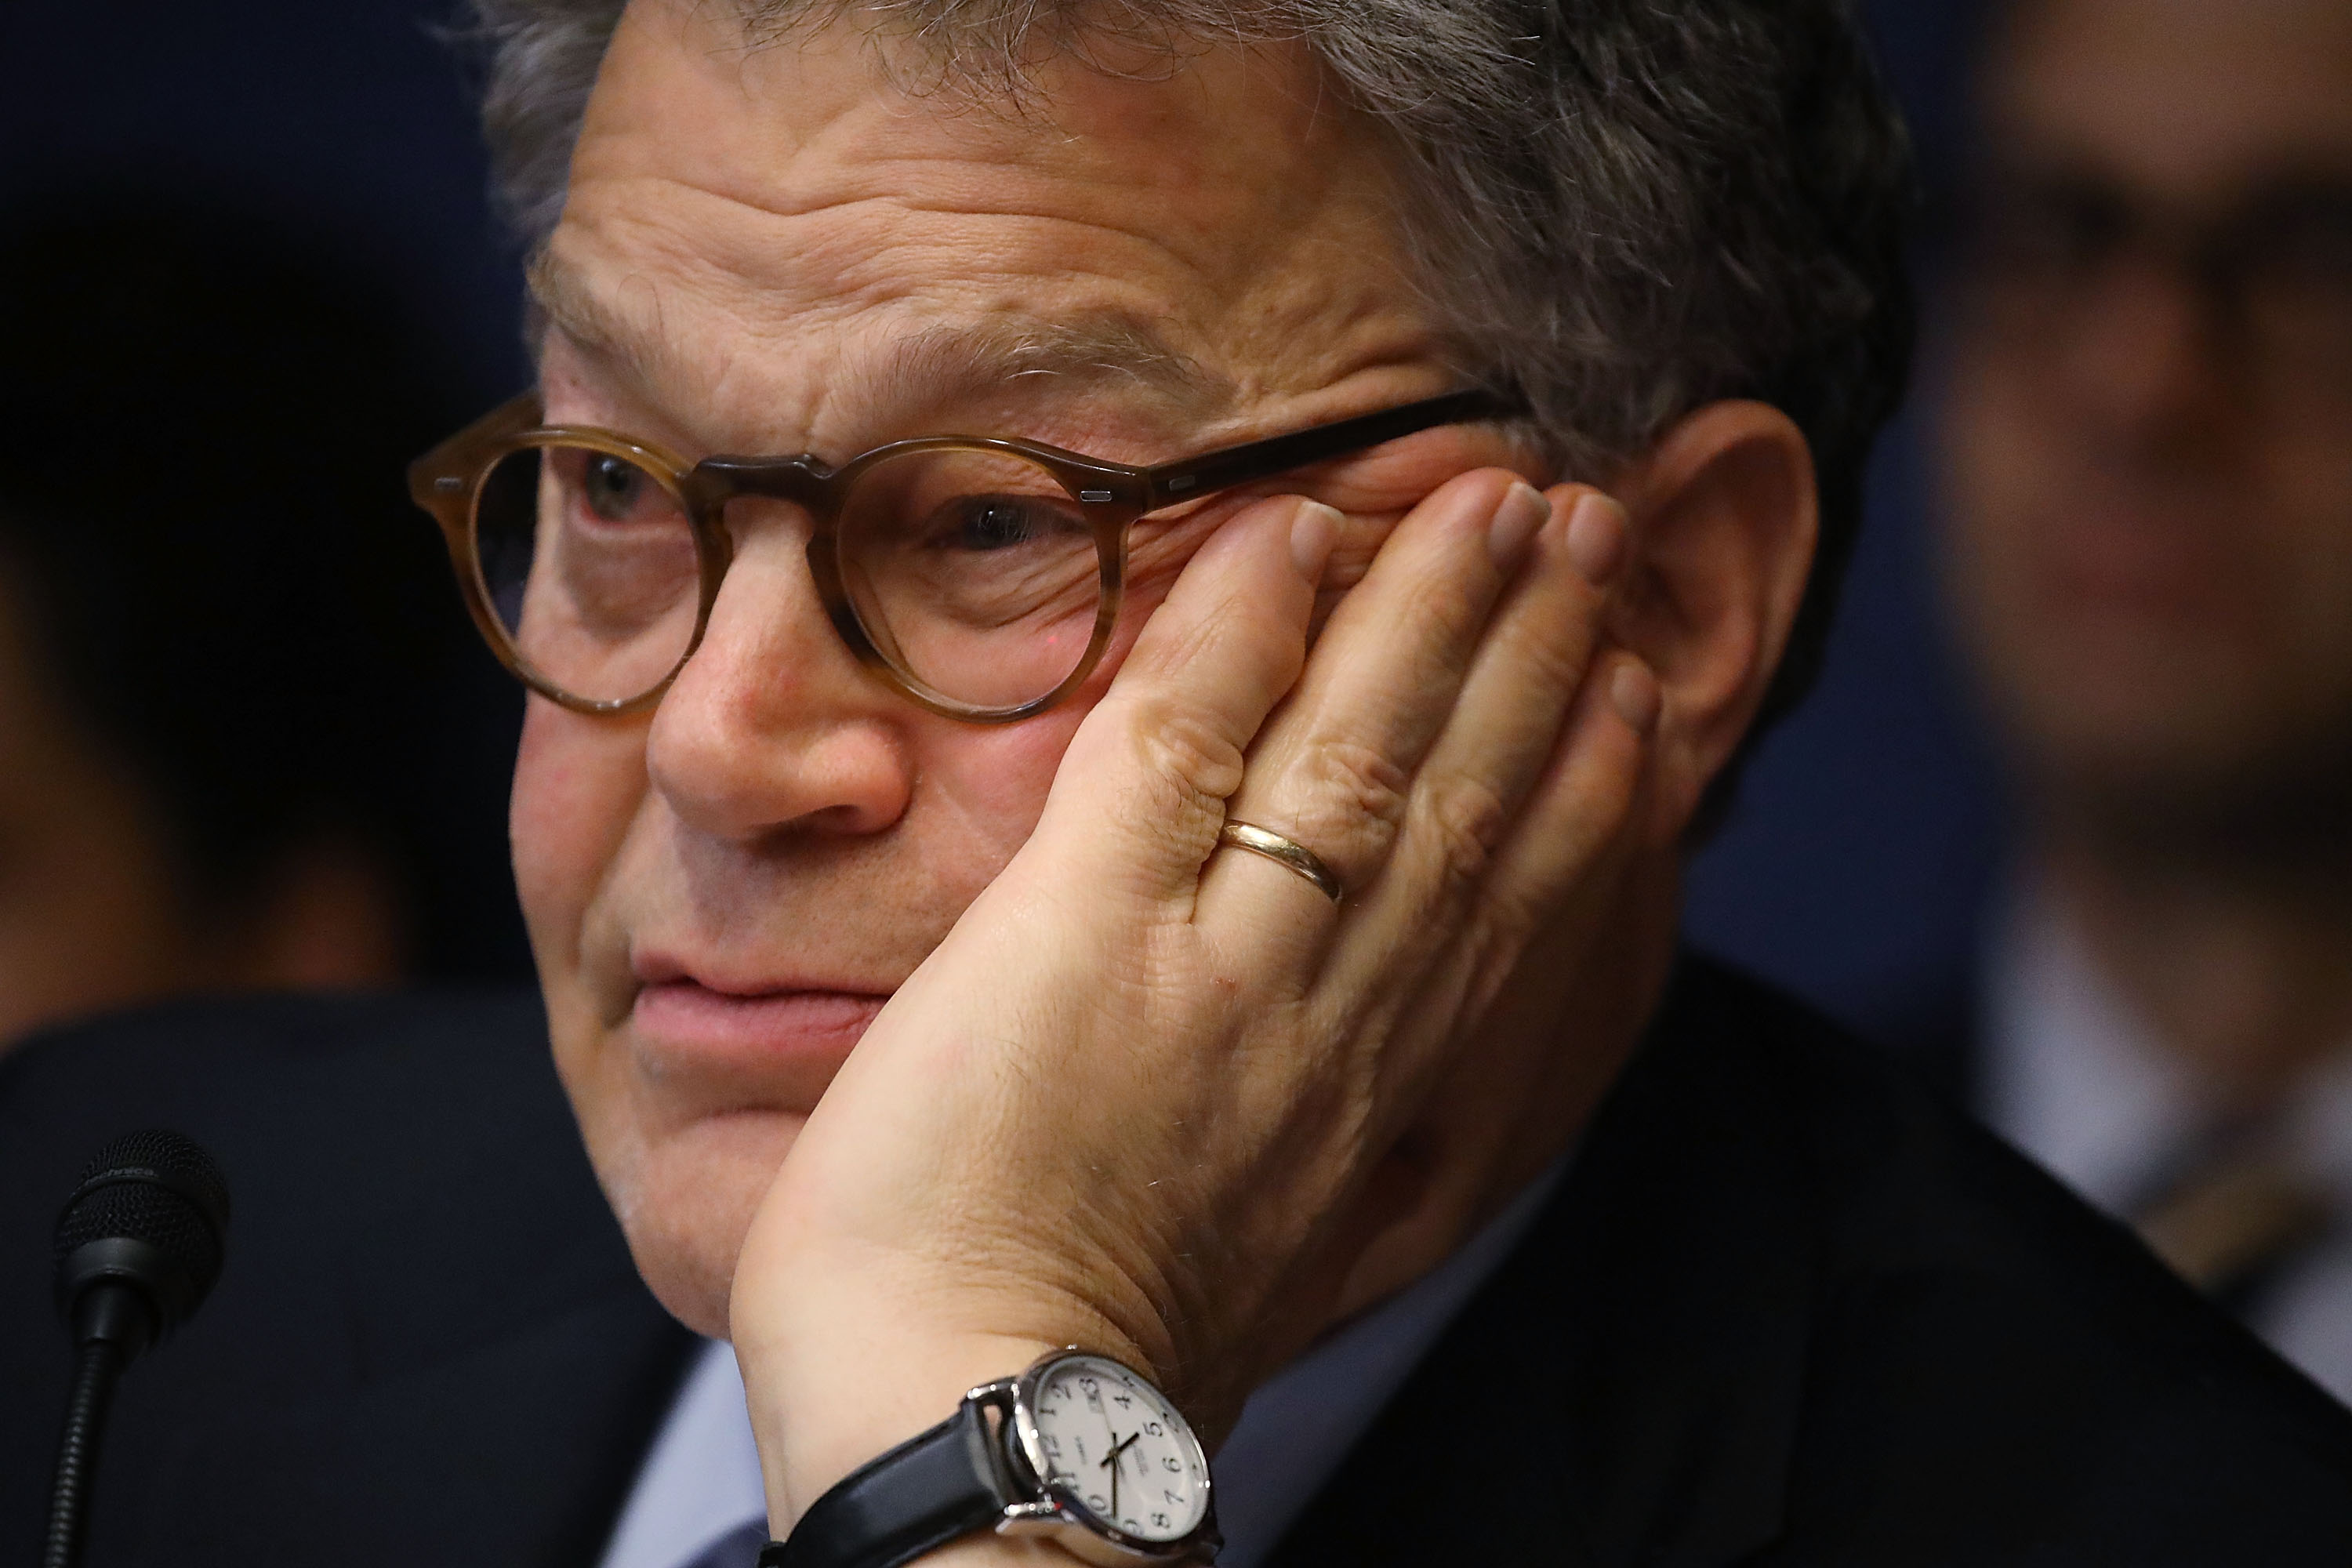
[2054,253,2234,456]
[645,502,914,841]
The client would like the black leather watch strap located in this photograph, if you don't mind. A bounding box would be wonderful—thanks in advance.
[758,1396,1012,1568]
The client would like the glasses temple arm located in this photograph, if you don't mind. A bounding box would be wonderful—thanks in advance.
[1141,388,1523,509]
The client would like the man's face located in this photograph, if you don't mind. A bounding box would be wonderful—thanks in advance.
[1939,0,2352,834]
[514,2,1450,1334]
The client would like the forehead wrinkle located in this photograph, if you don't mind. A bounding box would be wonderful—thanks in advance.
[860,314,1236,426]
[526,244,695,405]
[532,236,1239,452]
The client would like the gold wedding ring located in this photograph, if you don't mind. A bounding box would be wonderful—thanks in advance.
[1216,820,1345,904]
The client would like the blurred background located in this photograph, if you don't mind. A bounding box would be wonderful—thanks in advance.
[5,0,2348,1395]
[1,0,539,1045]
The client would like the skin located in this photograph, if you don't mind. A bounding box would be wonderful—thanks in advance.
[519,2,1820,1549]
[1940,0,2352,1105]
[0,569,405,1051]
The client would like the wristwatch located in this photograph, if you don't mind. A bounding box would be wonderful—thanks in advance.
[759,1349,1219,1568]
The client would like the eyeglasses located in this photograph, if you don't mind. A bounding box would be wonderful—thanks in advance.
[408,388,1516,721]
[1962,171,2352,390]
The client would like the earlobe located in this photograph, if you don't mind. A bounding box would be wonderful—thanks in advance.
[1607,401,1818,841]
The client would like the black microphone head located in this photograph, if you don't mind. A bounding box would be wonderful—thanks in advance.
[53,1129,231,1350]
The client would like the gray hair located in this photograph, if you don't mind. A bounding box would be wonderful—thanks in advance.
[457,0,1915,741]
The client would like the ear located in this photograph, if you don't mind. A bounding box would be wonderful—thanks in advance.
[1608,401,1817,844]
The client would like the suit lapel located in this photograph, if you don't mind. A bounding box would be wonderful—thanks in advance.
[1265,960,1815,1568]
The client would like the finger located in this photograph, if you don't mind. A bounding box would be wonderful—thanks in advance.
[1356,487,1627,922]
[1353,649,1660,1116]
[1018,494,1340,912]
[1482,652,1660,930]
[1197,469,1549,921]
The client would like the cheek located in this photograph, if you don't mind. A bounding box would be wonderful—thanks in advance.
[510,696,650,967]
[1934,363,2046,608]
[2261,416,2352,581]
[909,496,1358,845]
[919,702,1092,869]
[1938,348,2035,502]
[2258,430,2352,697]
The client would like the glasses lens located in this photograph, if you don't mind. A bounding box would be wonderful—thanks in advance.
[473,442,702,706]
[837,448,1105,710]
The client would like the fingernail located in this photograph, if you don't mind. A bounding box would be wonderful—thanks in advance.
[1488,481,1549,568]
[1566,493,1628,588]
[1610,659,1661,735]
[1290,500,1341,580]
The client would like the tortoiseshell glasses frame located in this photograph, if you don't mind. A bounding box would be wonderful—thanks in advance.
[408,387,1518,724]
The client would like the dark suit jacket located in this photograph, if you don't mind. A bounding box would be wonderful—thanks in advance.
[5,960,2350,1566]
[0,989,697,1568]
[1272,959,2352,1564]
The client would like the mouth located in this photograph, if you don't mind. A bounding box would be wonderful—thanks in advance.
[1998,489,2234,634]
[629,971,890,1102]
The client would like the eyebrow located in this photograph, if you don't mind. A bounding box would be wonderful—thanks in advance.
[525,249,1235,439]
[875,314,1233,415]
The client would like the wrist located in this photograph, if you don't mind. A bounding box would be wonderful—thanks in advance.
[728,1192,1181,1537]
[749,1338,1222,1568]
[744,1319,1063,1532]
[735,1269,1167,1527]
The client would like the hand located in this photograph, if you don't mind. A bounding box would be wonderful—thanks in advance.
[731,467,1658,1535]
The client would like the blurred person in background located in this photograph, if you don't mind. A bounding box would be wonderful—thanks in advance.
[1922,0,2352,1399]
[0,191,525,1050]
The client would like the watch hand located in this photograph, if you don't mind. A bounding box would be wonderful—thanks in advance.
[1101,1432,1123,1518]
[1102,1430,1143,1519]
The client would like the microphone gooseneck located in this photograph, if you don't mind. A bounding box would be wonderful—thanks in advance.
[44,1339,125,1568]
[45,1130,231,1568]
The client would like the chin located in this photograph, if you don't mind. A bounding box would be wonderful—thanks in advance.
[593,1105,811,1339]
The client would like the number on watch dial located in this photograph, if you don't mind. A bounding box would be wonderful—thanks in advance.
[1028,1356,1208,1543]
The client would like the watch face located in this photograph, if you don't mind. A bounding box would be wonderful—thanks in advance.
[1024,1354,1210,1544]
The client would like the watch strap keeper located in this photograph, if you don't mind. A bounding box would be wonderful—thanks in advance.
[758,1396,1012,1568]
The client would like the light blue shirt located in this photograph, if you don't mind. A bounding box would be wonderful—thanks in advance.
[597,1157,1570,1568]
[1984,878,2352,1403]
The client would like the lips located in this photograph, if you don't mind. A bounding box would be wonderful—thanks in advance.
[630,978,887,1102]
[2045,517,2206,608]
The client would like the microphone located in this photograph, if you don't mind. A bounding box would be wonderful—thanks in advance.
[45,1130,231,1568]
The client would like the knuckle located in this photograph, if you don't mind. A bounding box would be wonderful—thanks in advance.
[1302,736,1413,833]
[1123,690,1250,816]
[1474,873,1550,950]
[1414,773,1512,895]
[1269,735,1411,883]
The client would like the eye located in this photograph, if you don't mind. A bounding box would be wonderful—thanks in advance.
[937,494,1078,552]
[1977,178,2132,278]
[583,453,655,521]
[2245,199,2352,283]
